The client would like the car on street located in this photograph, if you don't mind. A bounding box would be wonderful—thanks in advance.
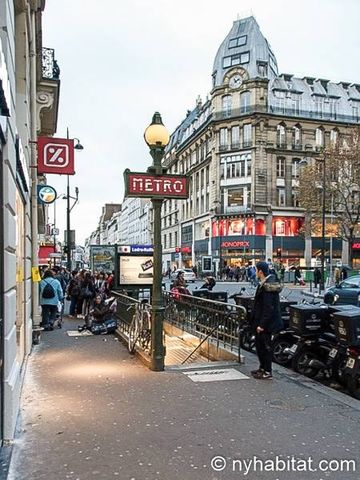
[325,275,360,306]
[170,268,196,283]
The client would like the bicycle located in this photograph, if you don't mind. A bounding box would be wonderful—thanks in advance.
[128,300,151,353]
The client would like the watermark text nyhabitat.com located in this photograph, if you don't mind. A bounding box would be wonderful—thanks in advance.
[210,455,356,476]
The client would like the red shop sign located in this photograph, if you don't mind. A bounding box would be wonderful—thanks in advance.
[37,136,75,175]
[124,170,189,199]
[221,241,250,249]
[352,243,360,250]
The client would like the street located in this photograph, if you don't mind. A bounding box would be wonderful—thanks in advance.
[7,317,360,480]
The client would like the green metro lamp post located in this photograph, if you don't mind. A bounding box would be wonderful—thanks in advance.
[144,113,170,372]
[124,112,189,371]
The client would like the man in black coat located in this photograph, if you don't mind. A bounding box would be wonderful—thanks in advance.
[251,261,283,379]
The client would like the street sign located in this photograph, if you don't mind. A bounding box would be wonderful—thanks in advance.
[37,185,57,204]
[49,253,62,258]
[202,256,213,272]
[51,227,60,235]
[124,169,188,199]
[37,136,75,175]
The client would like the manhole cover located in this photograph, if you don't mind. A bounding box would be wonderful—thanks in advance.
[183,368,249,383]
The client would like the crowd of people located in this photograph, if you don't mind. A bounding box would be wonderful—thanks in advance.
[39,266,116,331]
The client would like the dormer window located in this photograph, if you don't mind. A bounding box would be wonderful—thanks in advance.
[223,52,250,69]
[228,35,247,49]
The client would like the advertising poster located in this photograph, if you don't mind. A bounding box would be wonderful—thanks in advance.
[119,256,154,285]
[90,246,116,272]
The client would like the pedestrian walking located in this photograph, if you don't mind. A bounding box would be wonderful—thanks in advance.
[313,267,321,289]
[334,266,341,286]
[294,266,302,285]
[67,270,81,317]
[40,269,64,331]
[80,272,96,318]
[251,261,283,380]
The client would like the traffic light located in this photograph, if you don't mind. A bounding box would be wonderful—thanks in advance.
[276,248,282,258]
[63,245,69,254]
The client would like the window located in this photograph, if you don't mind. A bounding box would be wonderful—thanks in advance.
[231,126,240,148]
[220,153,251,180]
[277,124,286,147]
[222,95,232,116]
[228,188,245,207]
[220,128,228,148]
[228,35,247,48]
[174,231,178,247]
[330,129,338,145]
[276,157,285,178]
[243,124,251,147]
[257,61,268,77]
[314,96,324,116]
[292,125,301,149]
[240,91,251,113]
[315,127,324,148]
[292,190,299,207]
[277,188,286,206]
[352,102,359,120]
[223,51,250,68]
[292,158,300,178]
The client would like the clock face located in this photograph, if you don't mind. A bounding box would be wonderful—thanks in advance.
[229,74,242,89]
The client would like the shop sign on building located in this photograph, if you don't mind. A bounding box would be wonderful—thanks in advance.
[221,240,250,249]
[37,136,75,175]
[352,242,360,250]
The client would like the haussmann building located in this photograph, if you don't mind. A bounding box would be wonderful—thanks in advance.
[161,16,360,274]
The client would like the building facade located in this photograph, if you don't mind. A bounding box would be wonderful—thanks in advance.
[0,0,60,441]
[162,16,360,275]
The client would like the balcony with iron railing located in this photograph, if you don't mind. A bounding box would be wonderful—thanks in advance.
[38,47,61,136]
[42,47,60,80]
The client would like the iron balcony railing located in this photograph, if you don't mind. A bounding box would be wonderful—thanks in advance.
[42,47,60,80]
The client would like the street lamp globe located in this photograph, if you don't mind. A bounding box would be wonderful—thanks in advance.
[144,112,170,148]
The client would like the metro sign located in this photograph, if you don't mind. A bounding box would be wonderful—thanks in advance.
[124,170,188,199]
[37,136,75,175]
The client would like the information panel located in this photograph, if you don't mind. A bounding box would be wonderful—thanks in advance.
[90,245,116,272]
[119,255,154,285]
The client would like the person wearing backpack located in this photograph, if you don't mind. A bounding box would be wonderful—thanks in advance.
[40,269,64,331]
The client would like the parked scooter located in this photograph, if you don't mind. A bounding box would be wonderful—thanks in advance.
[333,307,360,399]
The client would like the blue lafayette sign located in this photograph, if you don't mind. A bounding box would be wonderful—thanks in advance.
[37,185,57,204]
[130,245,154,254]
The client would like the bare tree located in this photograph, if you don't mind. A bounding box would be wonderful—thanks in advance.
[298,126,360,267]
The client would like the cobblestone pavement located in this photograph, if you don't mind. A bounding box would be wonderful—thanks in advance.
[7,317,360,480]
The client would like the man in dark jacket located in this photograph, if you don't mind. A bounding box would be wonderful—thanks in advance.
[251,261,283,379]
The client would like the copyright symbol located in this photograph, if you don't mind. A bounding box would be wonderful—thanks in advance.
[211,455,227,472]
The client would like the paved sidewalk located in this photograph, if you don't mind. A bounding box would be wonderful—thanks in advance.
[8,317,360,480]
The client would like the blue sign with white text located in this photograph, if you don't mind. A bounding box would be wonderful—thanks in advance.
[130,245,154,254]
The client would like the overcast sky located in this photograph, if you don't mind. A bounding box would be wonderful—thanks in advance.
[42,0,360,245]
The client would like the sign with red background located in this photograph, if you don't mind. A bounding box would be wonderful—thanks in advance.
[37,137,75,175]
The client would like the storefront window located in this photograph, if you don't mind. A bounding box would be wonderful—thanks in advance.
[272,217,304,236]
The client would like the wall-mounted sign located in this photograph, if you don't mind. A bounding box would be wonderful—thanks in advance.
[124,169,188,199]
[37,185,57,204]
[202,256,213,272]
[221,240,250,249]
[352,243,360,250]
[37,136,75,175]
[90,245,116,272]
